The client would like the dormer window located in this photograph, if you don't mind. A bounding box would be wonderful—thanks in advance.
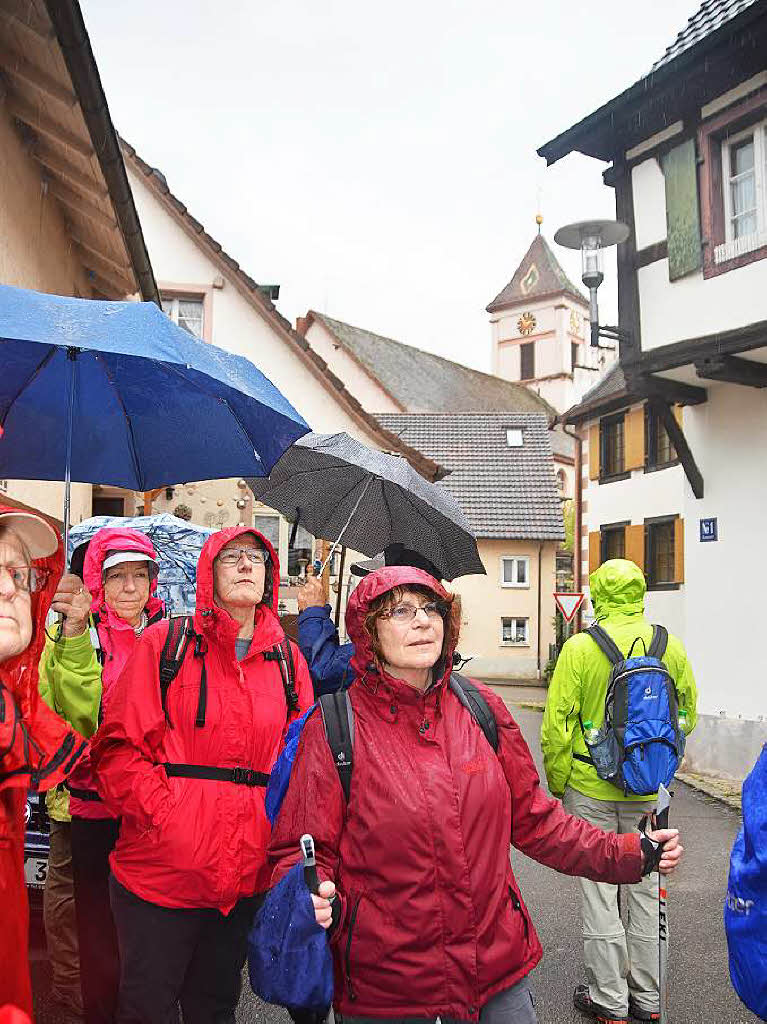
[506,428,523,447]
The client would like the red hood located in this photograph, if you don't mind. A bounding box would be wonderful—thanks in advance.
[194,525,283,651]
[0,504,86,792]
[83,526,164,625]
[345,566,453,683]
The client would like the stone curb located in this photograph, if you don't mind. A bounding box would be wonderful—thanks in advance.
[676,770,742,812]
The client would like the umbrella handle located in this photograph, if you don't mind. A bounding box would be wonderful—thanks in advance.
[63,348,78,566]
[319,475,375,575]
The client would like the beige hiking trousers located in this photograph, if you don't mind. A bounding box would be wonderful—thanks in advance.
[563,786,660,1018]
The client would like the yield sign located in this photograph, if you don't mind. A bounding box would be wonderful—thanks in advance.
[554,592,585,622]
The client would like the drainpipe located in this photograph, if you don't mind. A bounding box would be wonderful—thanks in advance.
[560,423,583,632]
[537,543,542,678]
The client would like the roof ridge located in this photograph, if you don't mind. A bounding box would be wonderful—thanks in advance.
[311,311,556,414]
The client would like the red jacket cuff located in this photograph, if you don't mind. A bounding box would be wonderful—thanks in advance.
[618,832,644,882]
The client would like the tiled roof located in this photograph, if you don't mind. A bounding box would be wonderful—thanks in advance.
[562,362,628,423]
[486,234,587,312]
[652,0,759,70]
[309,313,556,415]
[376,412,565,542]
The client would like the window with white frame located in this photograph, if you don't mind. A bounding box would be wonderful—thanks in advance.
[161,295,205,339]
[501,617,529,646]
[500,556,529,588]
[506,428,523,447]
[0,480,7,493]
[718,119,767,262]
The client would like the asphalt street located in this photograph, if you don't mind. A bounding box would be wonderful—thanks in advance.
[30,697,755,1024]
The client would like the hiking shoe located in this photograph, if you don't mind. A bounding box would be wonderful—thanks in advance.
[628,997,659,1021]
[574,984,629,1023]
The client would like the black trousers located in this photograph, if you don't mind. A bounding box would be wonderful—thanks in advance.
[109,875,260,1024]
[71,816,121,1024]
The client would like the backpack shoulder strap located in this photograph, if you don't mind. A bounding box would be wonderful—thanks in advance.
[319,690,354,802]
[586,624,624,666]
[159,616,195,720]
[648,624,669,660]
[449,673,499,753]
[267,640,300,722]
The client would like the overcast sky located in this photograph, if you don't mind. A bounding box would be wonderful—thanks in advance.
[82,0,697,373]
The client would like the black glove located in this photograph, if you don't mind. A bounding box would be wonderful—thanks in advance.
[638,813,664,876]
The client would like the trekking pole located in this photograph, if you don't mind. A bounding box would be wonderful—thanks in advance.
[301,833,320,894]
[655,784,671,1024]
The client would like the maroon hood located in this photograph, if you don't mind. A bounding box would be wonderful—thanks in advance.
[345,566,453,683]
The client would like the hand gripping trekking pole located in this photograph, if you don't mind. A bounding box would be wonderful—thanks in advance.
[639,784,672,1024]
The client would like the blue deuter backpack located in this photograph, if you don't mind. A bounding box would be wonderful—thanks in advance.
[725,744,767,1021]
[579,624,685,796]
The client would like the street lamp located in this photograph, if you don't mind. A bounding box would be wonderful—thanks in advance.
[554,219,629,347]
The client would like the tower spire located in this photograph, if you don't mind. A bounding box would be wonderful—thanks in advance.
[536,213,543,235]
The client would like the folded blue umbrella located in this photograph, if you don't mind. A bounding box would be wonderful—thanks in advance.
[248,861,333,1012]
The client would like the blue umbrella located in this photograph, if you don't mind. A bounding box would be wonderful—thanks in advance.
[0,284,309,546]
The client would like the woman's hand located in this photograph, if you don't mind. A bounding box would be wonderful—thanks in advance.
[644,828,683,875]
[51,574,92,638]
[311,879,336,928]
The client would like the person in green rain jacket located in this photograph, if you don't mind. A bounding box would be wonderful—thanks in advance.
[542,559,697,1024]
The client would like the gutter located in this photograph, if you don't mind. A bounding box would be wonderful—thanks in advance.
[44,1,159,305]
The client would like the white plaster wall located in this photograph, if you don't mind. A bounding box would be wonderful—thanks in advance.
[303,320,401,413]
[638,258,767,351]
[128,168,388,447]
[632,159,668,251]
[682,383,767,721]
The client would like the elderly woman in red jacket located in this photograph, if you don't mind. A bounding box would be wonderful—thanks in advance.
[93,526,313,1024]
[268,567,682,1024]
[0,508,86,1017]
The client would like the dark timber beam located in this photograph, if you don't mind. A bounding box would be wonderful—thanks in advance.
[649,398,704,499]
[695,355,767,388]
[643,374,708,406]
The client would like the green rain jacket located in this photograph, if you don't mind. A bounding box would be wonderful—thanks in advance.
[38,629,102,822]
[541,559,697,802]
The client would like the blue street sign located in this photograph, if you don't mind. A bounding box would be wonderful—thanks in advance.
[700,518,718,542]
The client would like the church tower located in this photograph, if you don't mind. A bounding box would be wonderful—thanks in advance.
[487,221,615,414]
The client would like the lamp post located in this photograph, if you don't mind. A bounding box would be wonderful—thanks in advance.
[554,219,629,347]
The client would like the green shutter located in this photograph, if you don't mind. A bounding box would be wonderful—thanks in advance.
[661,139,702,281]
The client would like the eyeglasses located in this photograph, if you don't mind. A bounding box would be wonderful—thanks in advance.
[217,548,269,567]
[0,563,50,594]
[380,601,447,624]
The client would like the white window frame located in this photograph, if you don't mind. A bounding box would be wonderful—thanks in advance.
[500,616,529,646]
[506,428,523,447]
[161,293,205,339]
[0,480,7,493]
[500,556,530,588]
[718,119,767,262]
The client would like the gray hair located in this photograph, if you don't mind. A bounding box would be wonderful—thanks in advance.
[0,524,32,564]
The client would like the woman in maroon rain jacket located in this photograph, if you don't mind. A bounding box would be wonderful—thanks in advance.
[269,567,683,1024]
[92,526,313,1024]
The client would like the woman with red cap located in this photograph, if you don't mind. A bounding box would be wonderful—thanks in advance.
[42,526,164,1024]
[269,566,684,1024]
[0,506,87,1016]
[93,525,313,1024]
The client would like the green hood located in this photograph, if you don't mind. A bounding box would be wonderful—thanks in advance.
[589,559,646,620]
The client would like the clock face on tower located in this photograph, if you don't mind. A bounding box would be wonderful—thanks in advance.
[518,311,536,336]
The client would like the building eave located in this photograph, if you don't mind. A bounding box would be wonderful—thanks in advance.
[537,0,767,166]
[43,1,159,302]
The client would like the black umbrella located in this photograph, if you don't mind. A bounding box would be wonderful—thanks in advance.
[248,432,485,582]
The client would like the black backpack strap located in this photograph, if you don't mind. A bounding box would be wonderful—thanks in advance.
[449,673,498,753]
[159,616,195,725]
[648,624,669,660]
[265,641,301,722]
[319,690,354,802]
[586,624,624,665]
